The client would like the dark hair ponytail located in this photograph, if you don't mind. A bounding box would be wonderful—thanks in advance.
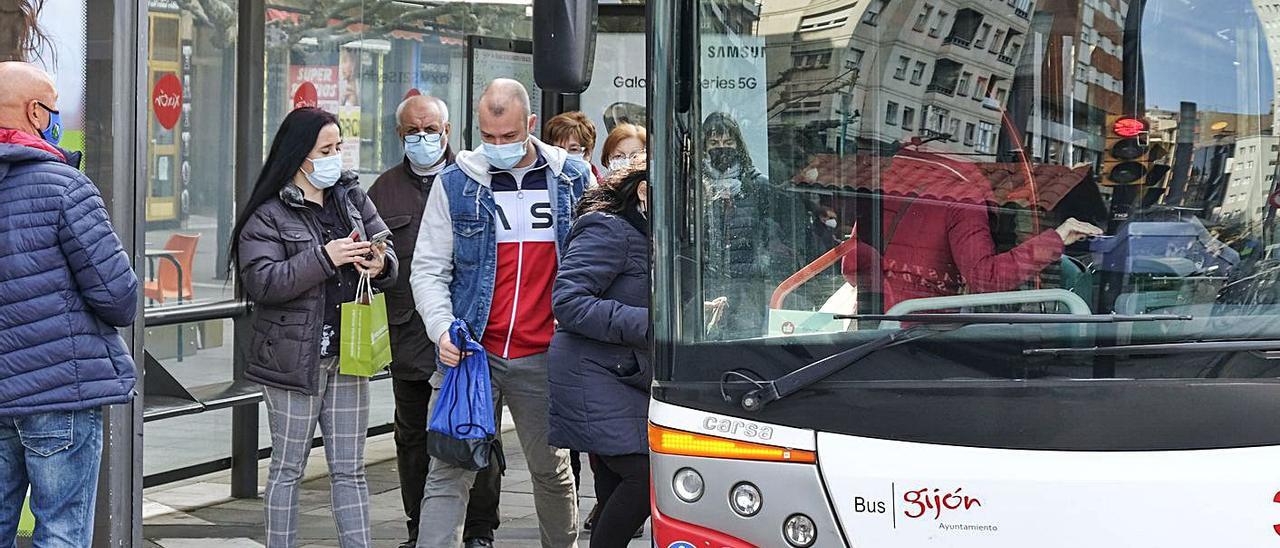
[227,107,339,276]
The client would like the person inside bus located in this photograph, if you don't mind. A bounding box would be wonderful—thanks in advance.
[547,158,651,547]
[602,122,646,178]
[230,107,396,548]
[545,110,603,185]
[700,112,801,338]
[839,151,1102,313]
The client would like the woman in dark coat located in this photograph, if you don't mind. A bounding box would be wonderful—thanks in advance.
[229,107,396,548]
[547,159,651,548]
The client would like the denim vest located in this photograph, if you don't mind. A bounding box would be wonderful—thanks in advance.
[438,159,588,342]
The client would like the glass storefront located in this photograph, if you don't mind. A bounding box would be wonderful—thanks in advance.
[4,0,646,541]
[0,0,646,540]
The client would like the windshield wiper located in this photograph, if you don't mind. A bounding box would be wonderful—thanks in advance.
[1025,339,1280,357]
[732,313,1192,412]
[837,313,1191,324]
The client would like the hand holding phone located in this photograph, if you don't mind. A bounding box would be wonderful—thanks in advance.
[369,229,392,246]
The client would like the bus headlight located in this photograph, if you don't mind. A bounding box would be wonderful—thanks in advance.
[729,482,762,517]
[783,513,817,547]
[672,468,704,503]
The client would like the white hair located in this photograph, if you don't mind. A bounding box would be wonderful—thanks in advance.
[395,95,449,125]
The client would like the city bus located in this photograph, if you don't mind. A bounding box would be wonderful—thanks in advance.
[592,0,1280,545]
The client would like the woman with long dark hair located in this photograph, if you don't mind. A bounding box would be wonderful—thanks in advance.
[229,107,396,548]
[547,158,652,547]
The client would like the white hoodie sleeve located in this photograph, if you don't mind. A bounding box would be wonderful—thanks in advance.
[411,179,456,346]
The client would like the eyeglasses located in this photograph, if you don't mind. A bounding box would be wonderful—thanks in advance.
[609,149,647,162]
[403,132,444,144]
[564,145,588,155]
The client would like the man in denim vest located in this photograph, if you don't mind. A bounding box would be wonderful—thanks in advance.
[410,79,589,548]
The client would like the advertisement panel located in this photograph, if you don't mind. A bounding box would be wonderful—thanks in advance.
[29,0,88,155]
[289,65,341,111]
[467,40,542,148]
[339,49,361,171]
[819,433,1280,546]
[700,34,769,177]
[579,33,648,171]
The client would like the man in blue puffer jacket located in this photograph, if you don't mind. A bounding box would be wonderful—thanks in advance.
[0,62,139,546]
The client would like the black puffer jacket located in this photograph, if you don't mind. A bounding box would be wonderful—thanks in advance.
[702,167,800,338]
[237,173,397,394]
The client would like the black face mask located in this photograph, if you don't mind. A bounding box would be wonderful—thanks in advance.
[707,147,740,172]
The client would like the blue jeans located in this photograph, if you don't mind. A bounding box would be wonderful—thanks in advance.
[0,407,103,548]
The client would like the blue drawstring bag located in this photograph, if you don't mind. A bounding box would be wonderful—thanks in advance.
[427,319,503,471]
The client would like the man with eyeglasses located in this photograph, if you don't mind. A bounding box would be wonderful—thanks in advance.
[368,94,503,548]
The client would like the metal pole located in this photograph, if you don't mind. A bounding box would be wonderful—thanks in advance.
[231,0,267,499]
[92,0,146,544]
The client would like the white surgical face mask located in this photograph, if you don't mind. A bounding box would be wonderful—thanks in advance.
[405,133,445,169]
[305,154,343,189]
[824,218,838,229]
[608,158,630,172]
[483,137,529,170]
[568,152,587,163]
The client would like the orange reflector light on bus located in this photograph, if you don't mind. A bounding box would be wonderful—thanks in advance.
[649,423,816,464]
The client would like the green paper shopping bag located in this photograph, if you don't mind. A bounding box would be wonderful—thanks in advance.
[339,272,392,377]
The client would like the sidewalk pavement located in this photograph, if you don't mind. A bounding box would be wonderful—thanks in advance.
[141,427,650,547]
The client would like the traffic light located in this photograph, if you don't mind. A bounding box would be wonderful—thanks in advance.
[1103,114,1150,186]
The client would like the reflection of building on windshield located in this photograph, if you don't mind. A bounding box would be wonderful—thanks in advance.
[697,0,1280,333]
[759,0,1029,160]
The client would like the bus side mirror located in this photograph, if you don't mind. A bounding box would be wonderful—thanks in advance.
[533,0,598,93]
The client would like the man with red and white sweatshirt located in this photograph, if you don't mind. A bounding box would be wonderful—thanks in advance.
[409,79,590,548]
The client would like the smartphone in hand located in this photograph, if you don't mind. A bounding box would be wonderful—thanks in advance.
[369,229,392,246]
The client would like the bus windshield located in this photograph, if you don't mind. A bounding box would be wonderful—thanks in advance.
[654,0,1280,398]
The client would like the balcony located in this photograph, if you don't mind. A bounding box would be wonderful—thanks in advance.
[1014,8,1030,19]
[998,54,1015,65]
[943,35,973,48]
[927,84,957,96]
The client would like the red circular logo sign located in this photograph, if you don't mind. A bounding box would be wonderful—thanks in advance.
[293,81,318,109]
[151,74,183,130]
[781,321,796,335]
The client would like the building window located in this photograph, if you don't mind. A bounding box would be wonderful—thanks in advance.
[902,106,916,129]
[910,61,927,84]
[977,121,995,153]
[794,50,833,69]
[1006,43,1022,61]
[957,72,973,96]
[928,106,950,133]
[975,76,989,99]
[964,122,976,145]
[929,11,948,38]
[863,0,889,25]
[949,117,962,139]
[886,101,900,125]
[990,29,1006,52]
[914,4,934,31]
[975,23,993,48]
[996,88,1007,103]
[894,56,910,79]
[799,9,851,32]
[849,48,865,69]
